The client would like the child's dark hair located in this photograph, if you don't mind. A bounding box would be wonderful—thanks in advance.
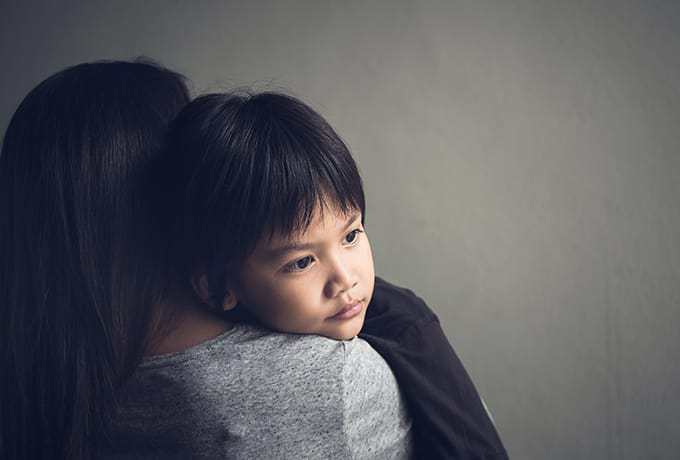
[157,92,365,304]
[0,60,190,459]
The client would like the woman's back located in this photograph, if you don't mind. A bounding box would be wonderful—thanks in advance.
[105,323,412,459]
[0,60,190,459]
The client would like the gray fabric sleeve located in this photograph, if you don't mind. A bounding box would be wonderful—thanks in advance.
[342,339,413,459]
[104,324,412,459]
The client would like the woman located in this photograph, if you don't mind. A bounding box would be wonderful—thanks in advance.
[0,60,412,459]
[0,60,190,459]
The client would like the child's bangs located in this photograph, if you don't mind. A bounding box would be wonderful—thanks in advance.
[264,177,362,244]
[254,125,365,244]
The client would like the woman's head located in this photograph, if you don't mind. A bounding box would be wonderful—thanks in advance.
[0,60,189,459]
[160,92,373,339]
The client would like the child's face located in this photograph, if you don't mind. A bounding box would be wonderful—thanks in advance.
[230,207,374,341]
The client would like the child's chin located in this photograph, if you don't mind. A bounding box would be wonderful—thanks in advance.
[334,332,359,341]
[326,324,363,341]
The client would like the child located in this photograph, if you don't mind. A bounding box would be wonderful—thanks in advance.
[155,91,508,459]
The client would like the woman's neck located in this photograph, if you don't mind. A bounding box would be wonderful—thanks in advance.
[145,287,231,356]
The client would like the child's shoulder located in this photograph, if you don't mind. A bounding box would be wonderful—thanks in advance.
[365,277,439,336]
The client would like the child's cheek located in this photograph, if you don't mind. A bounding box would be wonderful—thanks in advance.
[364,238,375,273]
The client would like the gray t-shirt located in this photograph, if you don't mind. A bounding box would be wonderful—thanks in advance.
[103,323,413,459]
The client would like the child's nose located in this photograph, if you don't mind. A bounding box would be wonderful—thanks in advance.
[324,257,357,298]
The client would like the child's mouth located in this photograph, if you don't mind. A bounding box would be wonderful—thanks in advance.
[329,300,364,320]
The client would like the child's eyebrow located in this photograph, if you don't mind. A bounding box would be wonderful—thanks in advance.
[264,212,361,260]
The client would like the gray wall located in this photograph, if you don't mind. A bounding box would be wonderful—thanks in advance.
[2,1,679,458]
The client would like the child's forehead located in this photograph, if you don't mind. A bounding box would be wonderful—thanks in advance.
[268,205,360,244]
[248,206,361,261]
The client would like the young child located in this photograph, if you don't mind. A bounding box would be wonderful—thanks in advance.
[156,92,508,459]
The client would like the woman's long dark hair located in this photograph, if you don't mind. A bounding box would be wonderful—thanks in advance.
[156,92,365,306]
[0,60,190,459]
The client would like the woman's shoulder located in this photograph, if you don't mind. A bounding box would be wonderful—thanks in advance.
[137,323,396,400]
[139,321,344,368]
[112,325,411,458]
[129,320,407,417]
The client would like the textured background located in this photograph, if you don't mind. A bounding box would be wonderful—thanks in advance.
[2,1,679,458]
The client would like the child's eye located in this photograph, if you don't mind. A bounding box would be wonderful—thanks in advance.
[344,229,363,246]
[283,255,315,273]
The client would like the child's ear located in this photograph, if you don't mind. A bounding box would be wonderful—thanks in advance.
[221,290,238,311]
[191,273,239,311]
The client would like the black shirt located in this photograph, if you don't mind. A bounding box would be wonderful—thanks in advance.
[362,277,509,460]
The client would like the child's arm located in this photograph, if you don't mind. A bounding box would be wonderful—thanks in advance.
[360,277,509,460]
